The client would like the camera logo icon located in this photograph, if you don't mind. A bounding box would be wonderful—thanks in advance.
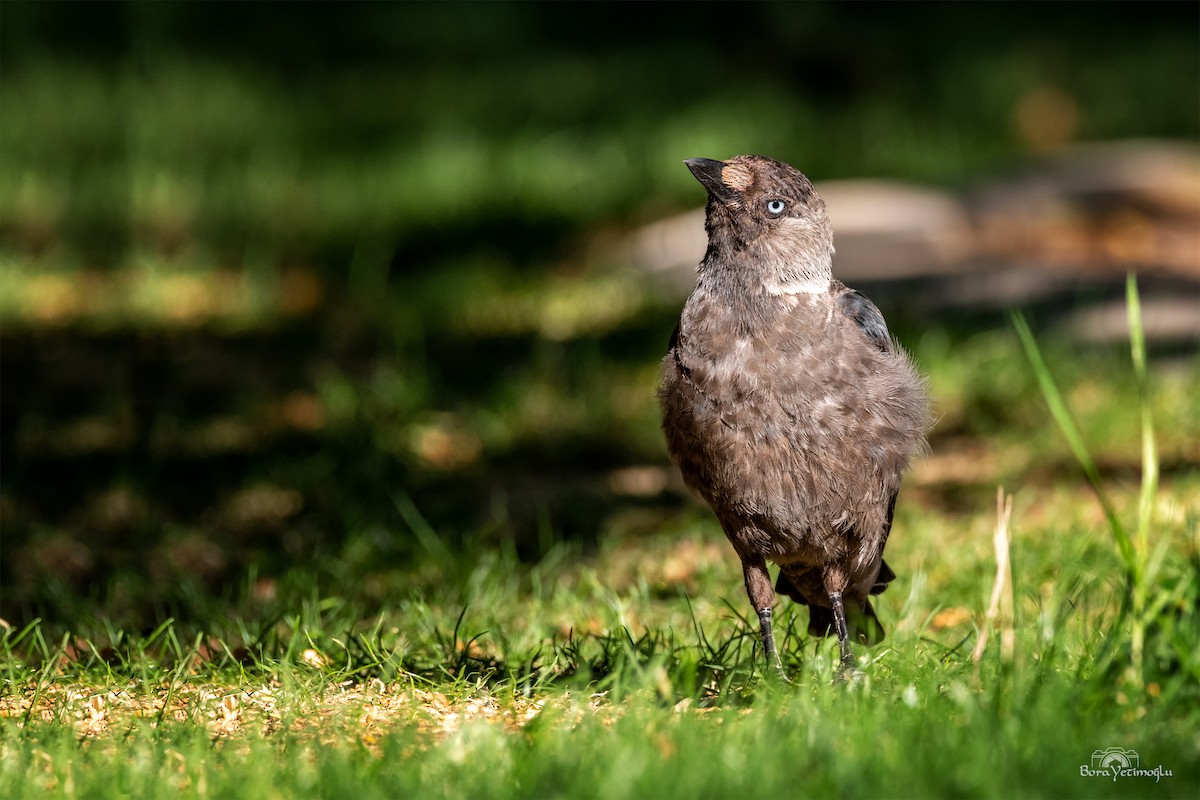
[1091,747,1140,770]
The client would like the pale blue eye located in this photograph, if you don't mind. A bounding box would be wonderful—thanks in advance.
[766,199,786,214]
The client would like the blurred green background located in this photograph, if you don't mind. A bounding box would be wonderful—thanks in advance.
[1,1,1197,629]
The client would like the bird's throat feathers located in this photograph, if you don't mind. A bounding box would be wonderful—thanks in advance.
[701,209,834,296]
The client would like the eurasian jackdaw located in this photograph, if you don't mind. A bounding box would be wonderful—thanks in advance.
[659,155,930,680]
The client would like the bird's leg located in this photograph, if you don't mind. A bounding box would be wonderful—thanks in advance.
[743,558,784,676]
[823,565,860,683]
[828,591,858,681]
[757,606,779,663]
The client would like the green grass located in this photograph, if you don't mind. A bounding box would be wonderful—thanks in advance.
[3,454,1197,796]
[3,278,1199,797]
[1013,277,1190,695]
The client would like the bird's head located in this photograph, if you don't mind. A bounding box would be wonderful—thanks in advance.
[684,155,833,294]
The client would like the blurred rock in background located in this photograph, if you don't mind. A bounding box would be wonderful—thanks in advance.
[624,141,1199,345]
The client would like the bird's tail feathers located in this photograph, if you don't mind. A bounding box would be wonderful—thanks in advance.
[871,558,896,595]
[805,599,885,645]
[776,564,890,646]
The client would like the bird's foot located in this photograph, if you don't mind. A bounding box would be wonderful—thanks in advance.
[833,659,865,686]
[757,657,794,692]
[765,655,793,685]
[829,591,864,685]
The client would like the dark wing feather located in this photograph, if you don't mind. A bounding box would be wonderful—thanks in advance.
[837,289,893,354]
[872,493,898,594]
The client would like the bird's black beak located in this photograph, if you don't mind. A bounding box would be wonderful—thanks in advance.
[684,157,739,204]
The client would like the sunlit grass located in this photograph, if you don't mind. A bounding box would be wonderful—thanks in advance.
[2,462,1197,797]
[0,258,312,330]
[1011,277,1192,695]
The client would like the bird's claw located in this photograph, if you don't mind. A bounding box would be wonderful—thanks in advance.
[834,653,865,685]
[767,656,793,684]
[833,665,864,685]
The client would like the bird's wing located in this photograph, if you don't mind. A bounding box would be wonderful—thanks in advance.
[836,288,894,354]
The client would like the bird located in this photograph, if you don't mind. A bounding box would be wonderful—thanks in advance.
[658,155,930,680]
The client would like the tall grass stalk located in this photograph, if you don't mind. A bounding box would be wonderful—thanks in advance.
[972,487,1014,668]
[1010,273,1158,691]
[1126,274,1159,690]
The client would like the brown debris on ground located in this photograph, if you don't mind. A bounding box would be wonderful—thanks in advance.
[0,680,621,749]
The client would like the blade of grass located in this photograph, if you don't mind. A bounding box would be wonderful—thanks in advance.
[1009,311,1135,572]
[24,633,70,726]
[393,489,453,564]
[973,487,1014,668]
[1126,273,1158,689]
[1011,281,1160,693]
